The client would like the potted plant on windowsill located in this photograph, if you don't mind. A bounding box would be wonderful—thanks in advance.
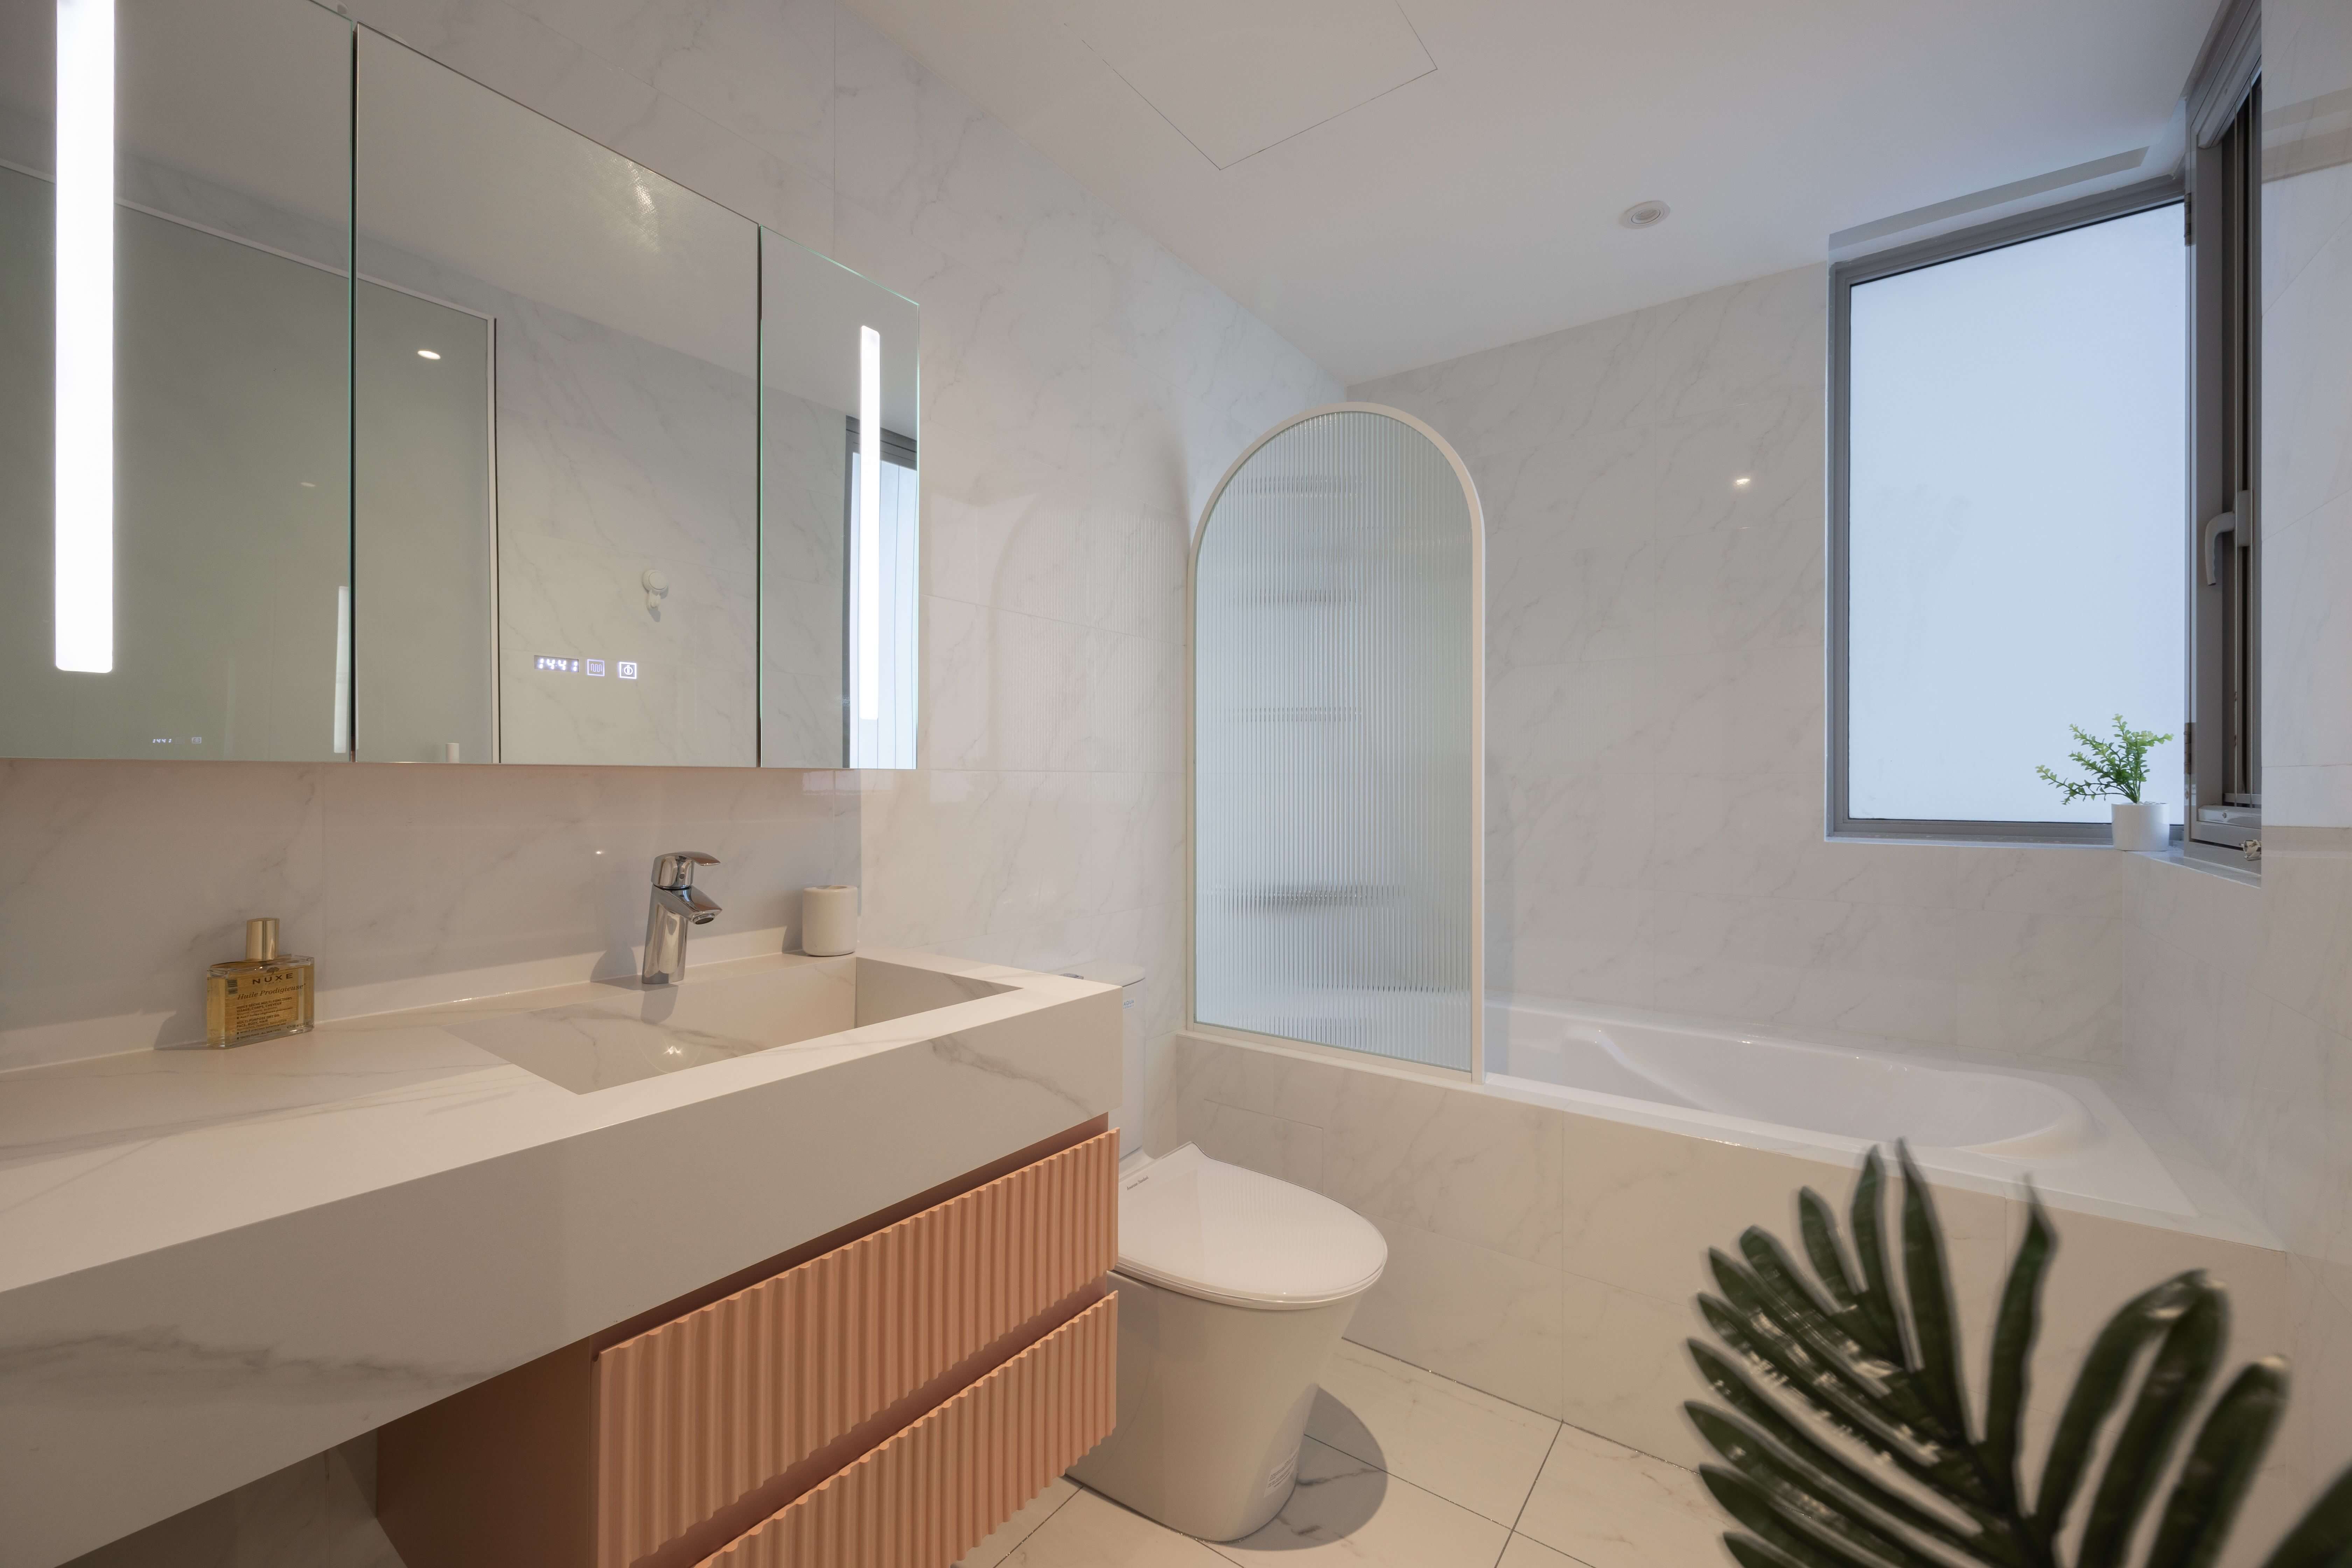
[2036,714,2173,851]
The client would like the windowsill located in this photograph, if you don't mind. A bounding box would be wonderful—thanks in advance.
[1823,831,2258,882]
[1826,830,2113,850]
[2137,841,2261,886]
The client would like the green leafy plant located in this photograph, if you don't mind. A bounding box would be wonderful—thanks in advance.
[2036,715,2172,805]
[1684,1144,2352,1568]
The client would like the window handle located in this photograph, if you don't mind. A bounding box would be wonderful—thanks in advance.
[2202,488,2253,586]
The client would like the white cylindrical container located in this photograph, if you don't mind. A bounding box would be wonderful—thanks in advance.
[2112,800,2168,852]
[801,885,858,955]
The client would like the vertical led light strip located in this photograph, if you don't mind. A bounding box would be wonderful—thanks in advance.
[54,0,114,673]
[856,326,882,724]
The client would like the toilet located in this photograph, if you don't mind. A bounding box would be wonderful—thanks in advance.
[1069,1143,1388,1541]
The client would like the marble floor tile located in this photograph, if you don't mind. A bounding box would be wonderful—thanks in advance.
[1513,1423,1727,1568]
[1497,1534,1582,1568]
[999,1487,1230,1566]
[1308,1340,1561,1526]
[1208,1436,1512,1567]
[960,1477,1080,1567]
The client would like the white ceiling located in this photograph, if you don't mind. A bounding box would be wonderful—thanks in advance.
[845,0,2223,383]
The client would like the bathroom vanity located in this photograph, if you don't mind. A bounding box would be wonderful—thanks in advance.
[0,950,1122,1568]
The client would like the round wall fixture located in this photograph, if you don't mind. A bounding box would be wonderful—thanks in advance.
[1619,200,1671,229]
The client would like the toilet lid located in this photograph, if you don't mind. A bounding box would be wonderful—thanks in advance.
[1114,1144,1387,1310]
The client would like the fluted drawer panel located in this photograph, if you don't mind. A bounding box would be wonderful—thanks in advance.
[696,1293,1116,1568]
[595,1132,1118,1568]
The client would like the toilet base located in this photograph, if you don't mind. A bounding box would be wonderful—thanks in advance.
[1068,1269,1362,1542]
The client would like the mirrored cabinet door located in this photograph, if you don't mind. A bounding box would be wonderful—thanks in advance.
[357,30,761,768]
[0,0,354,761]
[0,2,918,769]
[352,277,496,764]
[760,232,920,769]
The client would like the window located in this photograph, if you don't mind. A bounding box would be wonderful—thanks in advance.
[2185,82,2262,853]
[1831,187,2189,839]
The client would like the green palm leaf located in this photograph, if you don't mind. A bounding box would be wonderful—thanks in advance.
[1682,1143,2352,1568]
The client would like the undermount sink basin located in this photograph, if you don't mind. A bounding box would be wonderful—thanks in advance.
[444,954,1013,1094]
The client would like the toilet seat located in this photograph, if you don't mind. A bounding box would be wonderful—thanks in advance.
[1114,1144,1387,1310]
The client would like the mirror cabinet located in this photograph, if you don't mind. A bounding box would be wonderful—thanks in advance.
[0,0,918,768]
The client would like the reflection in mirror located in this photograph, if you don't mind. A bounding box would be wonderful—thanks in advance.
[0,0,353,760]
[761,233,920,769]
[354,281,495,763]
[355,30,760,767]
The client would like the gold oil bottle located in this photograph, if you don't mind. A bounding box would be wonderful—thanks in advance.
[205,917,315,1047]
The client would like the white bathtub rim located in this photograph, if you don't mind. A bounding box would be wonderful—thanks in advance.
[1172,1021,2281,1252]
[1488,994,2279,1243]
[1493,1005,2100,1158]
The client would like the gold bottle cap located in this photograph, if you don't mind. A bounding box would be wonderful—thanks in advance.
[245,917,280,962]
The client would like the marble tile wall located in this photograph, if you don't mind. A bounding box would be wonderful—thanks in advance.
[2260,0,2352,826]
[2118,0,2352,1525]
[0,759,859,1067]
[1351,267,2128,1066]
[811,14,1338,1044]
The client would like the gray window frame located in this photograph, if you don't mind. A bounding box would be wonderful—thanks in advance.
[2184,82,2262,856]
[1828,176,2187,844]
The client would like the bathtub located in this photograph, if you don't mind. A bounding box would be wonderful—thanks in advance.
[1483,995,2193,1216]
[1163,1008,2286,1479]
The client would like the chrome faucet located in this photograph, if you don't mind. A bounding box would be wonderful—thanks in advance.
[643,852,721,986]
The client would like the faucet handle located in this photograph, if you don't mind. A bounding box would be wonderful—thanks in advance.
[652,851,719,889]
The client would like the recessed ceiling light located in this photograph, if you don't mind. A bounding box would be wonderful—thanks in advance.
[1619,200,1671,230]
[416,348,441,360]
[1733,475,1752,488]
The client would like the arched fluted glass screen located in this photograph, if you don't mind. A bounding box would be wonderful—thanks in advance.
[1195,410,1477,1071]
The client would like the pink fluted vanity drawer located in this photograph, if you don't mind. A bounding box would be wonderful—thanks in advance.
[695,1293,1118,1568]
[593,1130,1117,1568]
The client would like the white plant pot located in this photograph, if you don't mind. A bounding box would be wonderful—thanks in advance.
[2111,800,2169,852]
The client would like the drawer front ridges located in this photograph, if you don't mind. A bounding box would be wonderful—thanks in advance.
[595,1132,1118,1568]
[695,1294,1118,1568]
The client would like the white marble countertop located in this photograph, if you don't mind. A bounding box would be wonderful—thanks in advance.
[0,946,1121,1568]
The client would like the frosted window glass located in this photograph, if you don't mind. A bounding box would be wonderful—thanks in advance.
[1195,411,1476,1071]
[1847,205,2185,823]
